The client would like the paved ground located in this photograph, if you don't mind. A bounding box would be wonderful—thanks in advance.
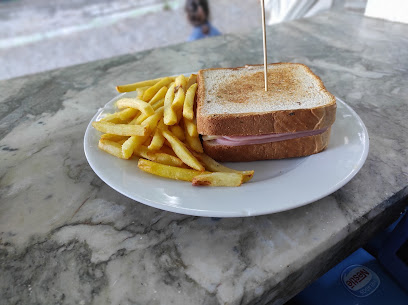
[0,0,261,80]
[0,0,366,80]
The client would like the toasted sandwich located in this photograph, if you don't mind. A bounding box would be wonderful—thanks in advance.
[196,63,337,162]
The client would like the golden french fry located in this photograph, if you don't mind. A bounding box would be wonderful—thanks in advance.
[101,108,139,123]
[164,83,177,125]
[151,98,165,111]
[135,146,184,167]
[172,88,185,123]
[186,74,197,89]
[116,77,173,93]
[100,134,129,142]
[138,159,209,182]
[143,136,153,146]
[158,118,168,130]
[192,172,244,187]
[149,86,168,105]
[136,86,150,97]
[192,152,254,183]
[151,153,185,167]
[172,87,185,110]
[130,114,146,125]
[183,83,197,120]
[143,107,164,129]
[122,136,139,159]
[159,144,176,156]
[185,132,204,153]
[129,115,142,125]
[175,74,188,90]
[184,118,198,137]
[142,77,173,101]
[92,121,148,136]
[123,135,147,159]
[116,98,155,116]
[123,109,164,158]
[183,118,203,153]
[132,102,164,125]
[98,139,126,159]
[129,102,164,125]
[170,125,185,141]
[117,108,139,121]
[241,171,254,183]
[148,124,165,151]
[161,129,204,171]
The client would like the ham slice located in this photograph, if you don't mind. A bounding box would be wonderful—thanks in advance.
[205,128,328,147]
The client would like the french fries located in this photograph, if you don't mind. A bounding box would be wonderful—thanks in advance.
[101,108,138,123]
[131,100,163,125]
[172,88,185,123]
[92,73,255,187]
[116,76,174,93]
[116,98,154,116]
[138,159,209,182]
[159,144,177,156]
[192,172,244,187]
[186,74,197,89]
[192,151,254,183]
[122,136,146,159]
[92,121,149,136]
[142,77,173,101]
[161,129,204,171]
[175,74,188,91]
[100,134,129,142]
[170,125,185,141]
[151,97,165,111]
[185,130,203,153]
[136,86,150,97]
[148,127,165,151]
[164,83,177,125]
[184,118,203,153]
[122,108,164,158]
[98,139,126,159]
[183,83,197,120]
[135,146,184,167]
[183,118,198,137]
[149,86,168,105]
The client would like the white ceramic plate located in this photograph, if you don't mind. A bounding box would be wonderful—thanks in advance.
[84,93,369,217]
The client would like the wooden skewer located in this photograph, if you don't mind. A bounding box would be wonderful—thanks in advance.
[261,0,268,91]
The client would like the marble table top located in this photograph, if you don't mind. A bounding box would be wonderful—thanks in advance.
[1,10,407,305]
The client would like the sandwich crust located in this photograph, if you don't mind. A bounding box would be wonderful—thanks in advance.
[196,63,336,136]
[202,128,331,162]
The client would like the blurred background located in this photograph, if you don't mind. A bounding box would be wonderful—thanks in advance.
[0,0,367,81]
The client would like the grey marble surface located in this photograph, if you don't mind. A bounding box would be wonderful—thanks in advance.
[1,10,408,305]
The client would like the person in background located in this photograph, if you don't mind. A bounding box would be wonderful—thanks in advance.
[185,0,221,41]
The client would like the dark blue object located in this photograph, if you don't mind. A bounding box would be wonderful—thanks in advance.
[378,212,408,292]
[364,211,405,257]
[291,248,408,305]
[188,22,221,41]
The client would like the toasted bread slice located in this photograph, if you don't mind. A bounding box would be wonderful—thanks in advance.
[203,127,331,162]
[196,63,336,136]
